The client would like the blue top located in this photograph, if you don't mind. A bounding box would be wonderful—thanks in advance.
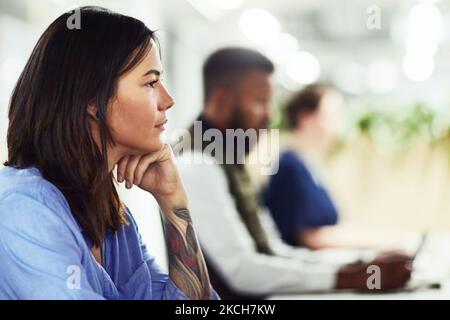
[0,166,218,300]
[263,150,339,246]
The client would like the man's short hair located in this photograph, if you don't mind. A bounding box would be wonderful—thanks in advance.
[202,47,274,102]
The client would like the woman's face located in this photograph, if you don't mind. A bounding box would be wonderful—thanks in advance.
[107,40,174,156]
[315,90,344,149]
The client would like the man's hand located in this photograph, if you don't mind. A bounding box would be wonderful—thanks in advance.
[336,252,413,292]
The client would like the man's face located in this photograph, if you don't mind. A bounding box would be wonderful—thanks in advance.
[230,70,273,131]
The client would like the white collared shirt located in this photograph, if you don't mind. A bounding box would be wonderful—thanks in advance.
[176,151,361,296]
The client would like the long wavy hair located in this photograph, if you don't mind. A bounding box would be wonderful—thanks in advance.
[5,6,156,247]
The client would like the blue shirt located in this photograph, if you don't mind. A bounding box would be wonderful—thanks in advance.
[0,166,218,300]
[263,150,339,246]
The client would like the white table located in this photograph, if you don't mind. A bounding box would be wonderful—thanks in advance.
[269,282,450,300]
[270,232,450,300]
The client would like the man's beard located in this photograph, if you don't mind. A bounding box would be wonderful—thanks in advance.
[227,105,269,158]
[229,105,269,131]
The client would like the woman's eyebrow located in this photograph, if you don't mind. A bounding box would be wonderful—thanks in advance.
[142,69,163,77]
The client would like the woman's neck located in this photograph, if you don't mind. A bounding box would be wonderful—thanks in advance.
[107,146,124,173]
[289,128,325,163]
[90,120,125,173]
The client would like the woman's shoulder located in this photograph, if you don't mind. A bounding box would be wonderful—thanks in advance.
[0,166,59,198]
[0,166,73,225]
[278,149,308,172]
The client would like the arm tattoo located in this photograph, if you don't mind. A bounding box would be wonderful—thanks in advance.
[164,208,212,300]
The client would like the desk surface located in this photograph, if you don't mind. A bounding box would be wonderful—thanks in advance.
[269,282,450,300]
[270,232,450,300]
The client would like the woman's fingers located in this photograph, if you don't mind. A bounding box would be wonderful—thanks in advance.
[124,155,141,189]
[117,155,130,183]
[118,145,174,189]
[133,145,170,186]
[133,154,156,186]
[158,143,174,162]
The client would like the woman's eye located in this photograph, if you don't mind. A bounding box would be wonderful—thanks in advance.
[146,80,159,88]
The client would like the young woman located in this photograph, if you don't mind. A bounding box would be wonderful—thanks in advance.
[263,84,343,249]
[0,6,217,300]
[264,84,414,252]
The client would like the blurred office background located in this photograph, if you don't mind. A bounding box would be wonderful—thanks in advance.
[2,0,450,269]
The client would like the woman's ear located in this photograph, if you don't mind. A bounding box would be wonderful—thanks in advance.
[87,102,100,121]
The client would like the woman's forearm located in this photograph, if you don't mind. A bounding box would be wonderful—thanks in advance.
[125,144,212,299]
[161,204,212,300]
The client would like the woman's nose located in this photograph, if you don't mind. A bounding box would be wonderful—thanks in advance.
[159,84,175,111]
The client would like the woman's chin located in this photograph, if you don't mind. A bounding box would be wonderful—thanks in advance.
[144,140,164,153]
[122,138,165,155]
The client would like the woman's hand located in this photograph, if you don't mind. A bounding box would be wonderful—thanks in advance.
[117,144,188,209]
[117,145,213,299]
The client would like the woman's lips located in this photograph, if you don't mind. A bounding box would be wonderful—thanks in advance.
[155,119,168,130]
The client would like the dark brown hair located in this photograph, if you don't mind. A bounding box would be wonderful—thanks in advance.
[285,83,334,129]
[5,6,156,246]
